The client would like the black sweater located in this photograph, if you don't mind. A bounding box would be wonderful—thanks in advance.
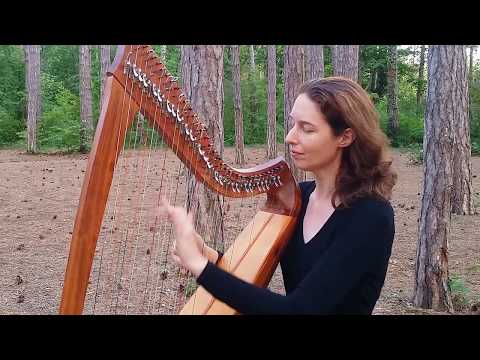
[196,181,395,314]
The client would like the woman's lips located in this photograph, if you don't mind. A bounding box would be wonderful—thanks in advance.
[290,150,303,158]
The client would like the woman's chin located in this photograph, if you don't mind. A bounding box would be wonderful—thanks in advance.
[291,159,310,171]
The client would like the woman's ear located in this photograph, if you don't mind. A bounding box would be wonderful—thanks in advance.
[338,128,356,148]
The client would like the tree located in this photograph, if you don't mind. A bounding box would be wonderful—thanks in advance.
[283,45,306,182]
[451,46,475,215]
[416,45,426,107]
[467,46,476,125]
[24,45,41,153]
[79,45,93,153]
[231,45,246,165]
[249,45,256,72]
[332,45,359,82]
[181,45,225,252]
[387,45,400,138]
[160,45,167,62]
[305,45,324,80]
[99,45,110,106]
[266,45,277,160]
[248,45,259,138]
[412,45,465,312]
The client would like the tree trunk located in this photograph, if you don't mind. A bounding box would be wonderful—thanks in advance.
[416,45,426,107]
[305,45,324,80]
[24,45,41,153]
[79,45,93,153]
[387,45,400,138]
[99,45,110,107]
[413,45,460,312]
[181,45,225,252]
[231,45,246,165]
[249,45,259,140]
[249,45,256,72]
[332,45,359,82]
[451,46,475,215]
[468,46,475,126]
[266,45,277,160]
[160,45,167,62]
[284,45,306,182]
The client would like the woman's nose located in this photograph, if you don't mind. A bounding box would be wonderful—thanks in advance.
[285,126,297,145]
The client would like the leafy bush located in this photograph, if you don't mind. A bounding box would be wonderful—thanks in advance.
[0,104,23,146]
[38,87,81,152]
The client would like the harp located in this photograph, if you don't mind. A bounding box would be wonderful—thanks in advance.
[59,45,302,315]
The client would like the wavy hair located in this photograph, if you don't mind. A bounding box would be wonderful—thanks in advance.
[299,76,397,207]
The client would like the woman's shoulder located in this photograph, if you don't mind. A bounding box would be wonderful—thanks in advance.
[346,195,395,225]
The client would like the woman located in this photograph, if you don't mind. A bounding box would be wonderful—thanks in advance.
[158,76,397,314]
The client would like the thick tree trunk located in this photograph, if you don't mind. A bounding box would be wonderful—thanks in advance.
[79,45,93,153]
[305,45,324,80]
[181,45,225,252]
[332,45,359,82]
[24,45,41,153]
[416,45,426,107]
[231,45,246,165]
[451,46,475,215]
[99,45,110,106]
[266,45,277,160]
[284,45,306,182]
[387,45,400,138]
[413,45,460,312]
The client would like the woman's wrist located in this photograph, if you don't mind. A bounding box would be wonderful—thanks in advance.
[188,255,209,278]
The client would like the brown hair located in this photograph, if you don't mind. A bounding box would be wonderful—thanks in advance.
[299,76,397,208]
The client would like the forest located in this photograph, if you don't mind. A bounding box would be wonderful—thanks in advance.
[3,45,479,156]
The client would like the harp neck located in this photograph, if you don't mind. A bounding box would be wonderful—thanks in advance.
[106,45,300,216]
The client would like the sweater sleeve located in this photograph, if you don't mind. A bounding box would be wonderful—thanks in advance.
[196,202,394,314]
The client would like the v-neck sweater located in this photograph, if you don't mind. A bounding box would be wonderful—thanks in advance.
[196,180,395,314]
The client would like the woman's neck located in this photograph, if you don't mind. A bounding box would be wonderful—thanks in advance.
[310,157,341,203]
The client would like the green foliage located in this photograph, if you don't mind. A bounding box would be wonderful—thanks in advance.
[223,45,285,146]
[0,45,26,145]
[0,104,23,146]
[41,45,79,96]
[448,274,471,311]
[38,85,81,151]
[1,44,480,156]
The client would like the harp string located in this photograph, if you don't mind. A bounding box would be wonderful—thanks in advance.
[93,45,140,314]
[142,60,174,314]
[103,45,142,313]
[135,53,172,314]
[147,81,176,313]
[146,97,172,314]
[109,45,150,314]
[91,52,131,313]
[178,110,203,313]
[124,52,157,314]
[152,70,185,313]
[167,82,193,313]
[139,62,164,314]
[110,47,150,314]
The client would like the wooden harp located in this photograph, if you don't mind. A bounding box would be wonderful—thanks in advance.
[59,45,302,315]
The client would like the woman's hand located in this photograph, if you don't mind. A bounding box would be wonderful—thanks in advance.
[156,198,208,278]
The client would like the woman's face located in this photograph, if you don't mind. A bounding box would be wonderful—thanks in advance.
[285,93,346,172]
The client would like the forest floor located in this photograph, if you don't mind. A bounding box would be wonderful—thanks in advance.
[0,146,479,315]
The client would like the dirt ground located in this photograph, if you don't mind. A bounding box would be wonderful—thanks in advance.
[0,146,479,315]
